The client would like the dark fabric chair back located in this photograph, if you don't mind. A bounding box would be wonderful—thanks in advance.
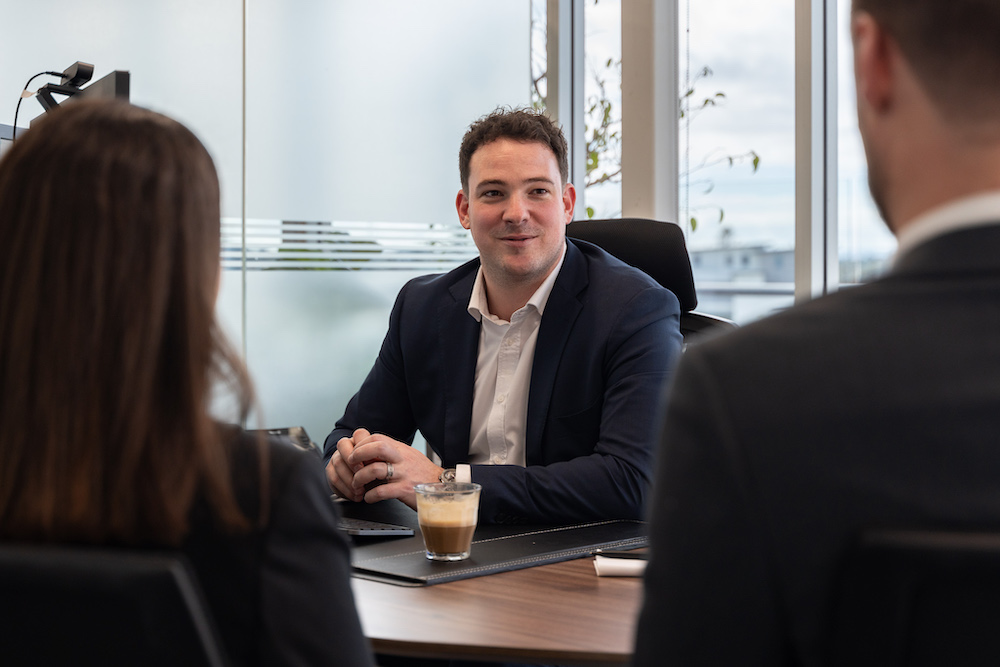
[567,217,698,310]
[829,529,1000,667]
[566,217,736,340]
[0,545,229,667]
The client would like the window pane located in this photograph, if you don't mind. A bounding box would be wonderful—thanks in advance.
[2,1,534,444]
[584,0,623,219]
[680,0,795,323]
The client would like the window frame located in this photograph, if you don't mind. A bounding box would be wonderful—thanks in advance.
[553,0,843,306]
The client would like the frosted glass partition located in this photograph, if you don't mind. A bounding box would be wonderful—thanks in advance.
[679,0,796,324]
[1,0,534,445]
[235,1,533,443]
[0,0,243,217]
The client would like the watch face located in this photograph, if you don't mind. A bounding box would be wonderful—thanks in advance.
[440,469,456,483]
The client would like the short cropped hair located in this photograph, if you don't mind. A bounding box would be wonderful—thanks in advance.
[853,0,1000,124]
[459,107,570,192]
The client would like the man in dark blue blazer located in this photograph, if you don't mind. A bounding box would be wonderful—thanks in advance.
[325,109,682,524]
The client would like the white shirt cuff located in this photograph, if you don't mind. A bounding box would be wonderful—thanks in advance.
[456,463,472,483]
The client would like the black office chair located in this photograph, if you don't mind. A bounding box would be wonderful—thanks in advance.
[829,529,1000,667]
[566,217,737,341]
[0,545,229,667]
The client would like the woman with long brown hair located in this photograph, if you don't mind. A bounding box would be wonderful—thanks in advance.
[0,100,372,666]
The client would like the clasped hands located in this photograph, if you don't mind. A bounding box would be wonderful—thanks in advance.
[325,428,443,510]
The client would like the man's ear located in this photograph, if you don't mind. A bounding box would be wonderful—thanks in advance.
[562,182,577,224]
[853,11,894,114]
[456,189,471,230]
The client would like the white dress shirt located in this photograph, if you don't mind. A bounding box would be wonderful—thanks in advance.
[894,190,1000,262]
[464,245,567,469]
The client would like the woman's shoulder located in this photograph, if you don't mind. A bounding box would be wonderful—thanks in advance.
[220,426,334,517]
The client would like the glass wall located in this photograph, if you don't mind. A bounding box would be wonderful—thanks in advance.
[1,0,892,435]
[1,0,245,417]
[2,0,532,442]
[679,0,796,323]
[233,1,530,440]
[0,1,243,216]
[583,0,623,219]
[579,0,795,324]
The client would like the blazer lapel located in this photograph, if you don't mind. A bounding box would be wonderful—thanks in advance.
[525,241,586,464]
[439,268,480,466]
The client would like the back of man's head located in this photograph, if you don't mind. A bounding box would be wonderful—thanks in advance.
[458,107,569,192]
[854,0,1000,128]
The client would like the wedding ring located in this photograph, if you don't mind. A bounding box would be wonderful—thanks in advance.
[385,462,394,480]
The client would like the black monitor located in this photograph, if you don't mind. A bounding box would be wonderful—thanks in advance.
[75,70,130,103]
[6,68,130,144]
[33,69,130,121]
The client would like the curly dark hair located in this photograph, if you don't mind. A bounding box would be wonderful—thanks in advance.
[458,107,569,191]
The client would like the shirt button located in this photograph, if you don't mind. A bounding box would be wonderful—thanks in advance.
[497,394,506,404]
[492,455,503,464]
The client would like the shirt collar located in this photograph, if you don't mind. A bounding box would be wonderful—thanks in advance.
[894,190,1000,263]
[467,242,567,323]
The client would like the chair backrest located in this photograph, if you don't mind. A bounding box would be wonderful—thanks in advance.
[566,218,736,340]
[0,545,229,667]
[829,529,1000,667]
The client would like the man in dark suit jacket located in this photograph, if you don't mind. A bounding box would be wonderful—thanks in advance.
[635,1,1000,664]
[325,109,682,524]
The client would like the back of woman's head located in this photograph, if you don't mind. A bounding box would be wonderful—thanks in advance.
[0,100,251,544]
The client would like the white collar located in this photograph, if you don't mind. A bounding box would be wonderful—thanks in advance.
[894,190,1000,262]
[467,243,567,323]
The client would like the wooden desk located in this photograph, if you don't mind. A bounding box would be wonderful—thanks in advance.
[352,554,643,665]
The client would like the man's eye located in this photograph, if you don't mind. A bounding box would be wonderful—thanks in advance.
[482,190,502,198]
[531,188,550,196]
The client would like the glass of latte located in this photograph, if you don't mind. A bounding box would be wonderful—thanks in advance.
[413,482,482,561]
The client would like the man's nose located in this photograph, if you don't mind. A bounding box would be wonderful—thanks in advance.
[504,193,529,223]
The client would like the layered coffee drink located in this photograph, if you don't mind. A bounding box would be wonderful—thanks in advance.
[414,482,482,561]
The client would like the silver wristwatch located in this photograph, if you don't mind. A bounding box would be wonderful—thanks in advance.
[439,468,457,483]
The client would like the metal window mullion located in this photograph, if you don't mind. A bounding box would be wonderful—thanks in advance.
[794,0,838,303]
[546,0,586,218]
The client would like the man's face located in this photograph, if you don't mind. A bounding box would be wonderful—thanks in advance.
[456,138,576,293]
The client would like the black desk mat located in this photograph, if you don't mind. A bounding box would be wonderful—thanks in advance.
[339,500,647,586]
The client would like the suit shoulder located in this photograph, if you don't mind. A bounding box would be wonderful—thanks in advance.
[224,429,327,500]
[686,278,891,369]
[570,238,666,292]
[565,239,680,318]
[399,256,480,294]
